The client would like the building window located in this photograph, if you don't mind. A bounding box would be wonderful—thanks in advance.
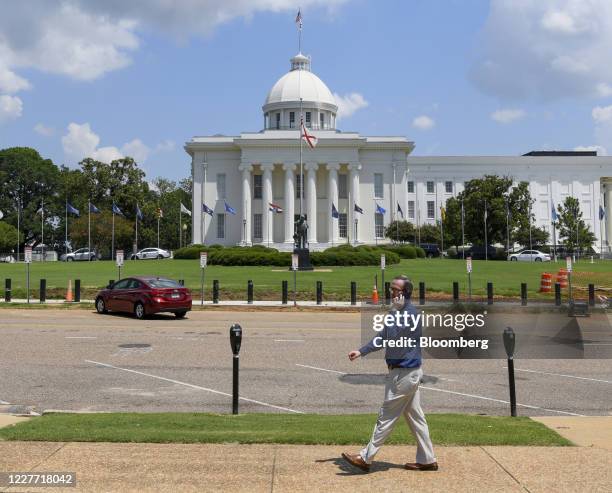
[253,213,262,239]
[217,174,226,199]
[338,174,348,199]
[275,113,280,129]
[408,201,415,219]
[445,181,453,194]
[427,201,435,219]
[374,173,384,198]
[426,181,434,194]
[253,174,262,199]
[289,112,295,128]
[339,213,348,238]
[217,214,225,239]
[319,113,324,129]
[296,173,304,199]
[407,181,414,193]
[375,213,384,238]
[305,112,311,127]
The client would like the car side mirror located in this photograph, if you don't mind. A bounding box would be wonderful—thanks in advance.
[107,283,113,289]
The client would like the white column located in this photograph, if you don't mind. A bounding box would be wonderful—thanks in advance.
[261,163,274,246]
[605,181,612,251]
[239,164,252,246]
[327,163,340,245]
[191,157,201,245]
[349,163,362,244]
[283,163,296,244]
[201,160,207,244]
[306,162,318,245]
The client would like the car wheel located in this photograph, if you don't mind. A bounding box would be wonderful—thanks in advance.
[158,254,163,259]
[134,302,146,320]
[535,257,542,262]
[67,257,74,262]
[175,311,187,319]
[510,257,517,261]
[95,297,107,314]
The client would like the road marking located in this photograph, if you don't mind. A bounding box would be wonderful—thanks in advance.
[65,336,98,339]
[0,400,10,405]
[274,339,305,343]
[584,343,612,346]
[85,360,303,414]
[296,363,584,416]
[504,367,611,384]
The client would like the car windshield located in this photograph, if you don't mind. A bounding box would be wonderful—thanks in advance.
[147,278,181,288]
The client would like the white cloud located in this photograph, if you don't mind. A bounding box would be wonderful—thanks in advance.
[574,145,607,155]
[0,95,23,123]
[34,123,55,137]
[0,66,31,94]
[412,115,435,130]
[592,105,612,124]
[491,108,526,124]
[155,139,176,152]
[61,122,150,164]
[471,0,612,100]
[333,92,368,119]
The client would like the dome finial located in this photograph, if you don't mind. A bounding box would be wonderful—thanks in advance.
[290,53,310,72]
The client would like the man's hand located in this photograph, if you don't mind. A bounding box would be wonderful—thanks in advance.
[348,350,361,361]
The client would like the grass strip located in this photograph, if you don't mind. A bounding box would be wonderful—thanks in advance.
[0,413,572,446]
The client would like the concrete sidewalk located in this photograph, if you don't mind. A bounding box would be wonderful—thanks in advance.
[0,441,611,492]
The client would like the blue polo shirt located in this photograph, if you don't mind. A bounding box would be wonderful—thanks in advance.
[359,302,422,368]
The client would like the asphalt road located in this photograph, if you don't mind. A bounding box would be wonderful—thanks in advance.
[1,309,611,417]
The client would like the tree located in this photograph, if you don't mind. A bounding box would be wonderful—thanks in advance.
[418,223,441,244]
[69,211,134,257]
[440,198,463,249]
[384,220,415,242]
[513,225,549,249]
[555,197,596,253]
[0,222,22,251]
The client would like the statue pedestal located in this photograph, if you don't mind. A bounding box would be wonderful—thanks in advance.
[292,248,313,271]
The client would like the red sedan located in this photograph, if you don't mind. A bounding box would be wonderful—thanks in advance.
[95,276,192,319]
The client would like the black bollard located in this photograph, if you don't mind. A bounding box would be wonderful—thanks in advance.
[179,279,184,286]
[229,324,242,415]
[316,281,323,305]
[384,282,391,305]
[588,284,595,307]
[453,282,459,303]
[40,279,46,303]
[487,282,493,305]
[5,279,11,303]
[350,281,357,305]
[247,280,253,304]
[521,283,527,306]
[74,279,81,303]
[282,280,288,304]
[503,327,517,417]
[419,282,425,306]
[213,280,219,304]
[555,282,561,306]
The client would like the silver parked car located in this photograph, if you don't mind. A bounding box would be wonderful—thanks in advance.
[61,248,100,261]
[507,250,551,262]
[131,247,171,260]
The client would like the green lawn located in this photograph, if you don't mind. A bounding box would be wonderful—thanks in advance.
[0,413,571,446]
[0,258,609,301]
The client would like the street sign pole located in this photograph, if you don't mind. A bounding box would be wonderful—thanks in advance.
[200,252,207,305]
[25,246,32,304]
[566,256,573,303]
[292,253,298,307]
[466,256,473,302]
[380,254,386,306]
[116,250,124,281]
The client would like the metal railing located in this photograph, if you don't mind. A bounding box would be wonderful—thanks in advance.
[265,123,335,131]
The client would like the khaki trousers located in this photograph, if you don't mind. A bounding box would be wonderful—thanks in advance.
[360,367,436,464]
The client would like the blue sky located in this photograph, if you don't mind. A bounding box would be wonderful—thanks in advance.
[2,0,612,181]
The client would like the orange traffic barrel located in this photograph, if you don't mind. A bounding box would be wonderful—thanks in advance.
[65,279,73,302]
[556,269,568,288]
[540,272,552,292]
[372,285,379,305]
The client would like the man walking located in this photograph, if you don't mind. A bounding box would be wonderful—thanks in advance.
[342,275,438,473]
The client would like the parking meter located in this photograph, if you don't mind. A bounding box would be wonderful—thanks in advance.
[230,324,242,356]
[503,327,516,417]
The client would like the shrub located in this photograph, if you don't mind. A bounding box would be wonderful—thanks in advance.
[416,247,425,258]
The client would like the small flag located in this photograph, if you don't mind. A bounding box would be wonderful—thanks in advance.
[180,202,192,216]
[600,205,606,221]
[112,203,124,216]
[332,203,339,219]
[551,203,558,222]
[295,9,303,29]
[440,206,446,221]
[89,203,100,213]
[269,202,283,213]
[66,202,80,216]
[156,207,163,218]
[375,203,386,215]
[397,202,404,219]
[354,203,364,214]
[301,120,317,148]
[224,201,237,215]
[36,206,43,215]
[136,205,143,220]
[202,204,214,216]
[0,210,3,220]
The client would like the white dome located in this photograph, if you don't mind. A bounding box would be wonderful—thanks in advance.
[265,70,337,108]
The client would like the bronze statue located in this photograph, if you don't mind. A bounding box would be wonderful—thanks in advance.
[293,215,308,249]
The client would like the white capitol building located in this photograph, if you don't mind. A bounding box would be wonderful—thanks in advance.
[185,51,612,252]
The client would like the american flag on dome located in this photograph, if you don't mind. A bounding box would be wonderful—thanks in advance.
[295,9,303,30]
[269,202,283,213]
